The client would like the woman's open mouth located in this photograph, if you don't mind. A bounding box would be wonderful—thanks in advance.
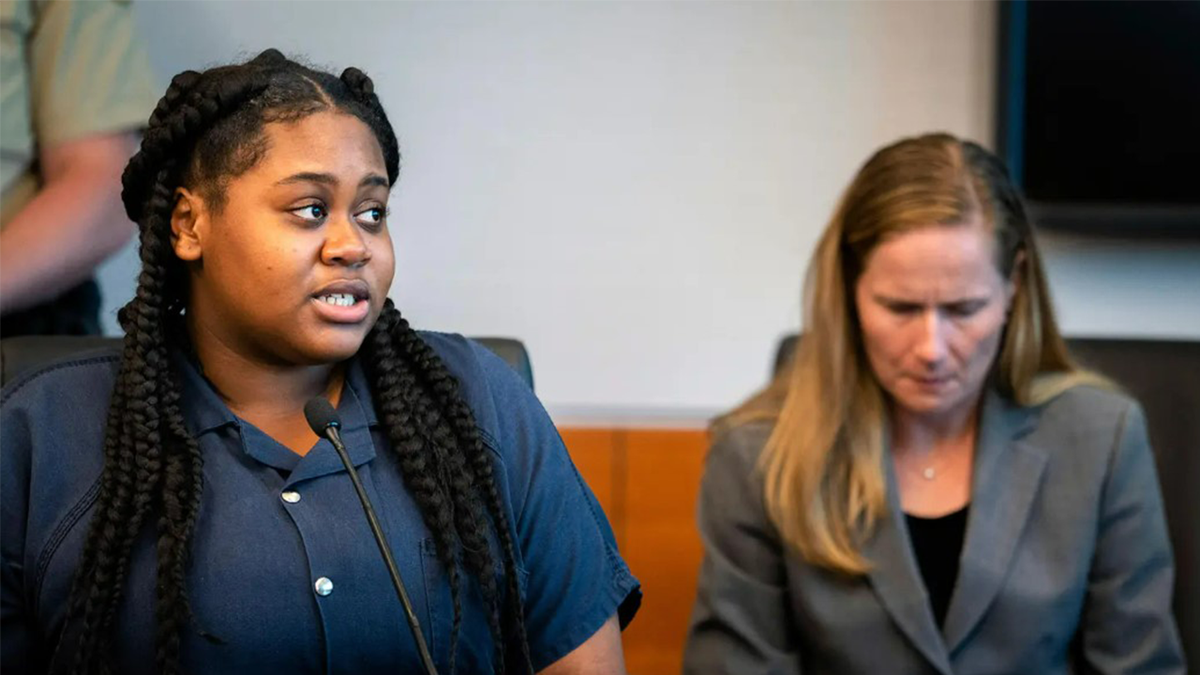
[311,281,371,324]
[311,294,370,323]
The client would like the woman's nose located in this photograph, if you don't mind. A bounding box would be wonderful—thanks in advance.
[914,309,948,366]
[321,216,371,267]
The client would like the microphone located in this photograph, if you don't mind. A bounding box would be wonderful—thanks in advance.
[304,397,440,675]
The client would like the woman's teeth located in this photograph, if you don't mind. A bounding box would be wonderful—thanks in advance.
[318,294,357,307]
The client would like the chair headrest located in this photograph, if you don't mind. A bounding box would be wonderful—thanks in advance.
[1,335,535,391]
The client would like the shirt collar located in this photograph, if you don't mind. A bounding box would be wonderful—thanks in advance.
[173,348,383,486]
[173,348,238,437]
[173,349,381,435]
[173,347,379,483]
[284,363,379,486]
[343,357,379,428]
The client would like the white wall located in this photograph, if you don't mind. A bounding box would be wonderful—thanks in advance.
[96,0,1200,422]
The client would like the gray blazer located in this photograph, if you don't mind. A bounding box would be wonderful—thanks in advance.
[684,386,1185,674]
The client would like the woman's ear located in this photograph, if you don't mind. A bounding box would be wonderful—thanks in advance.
[171,187,205,261]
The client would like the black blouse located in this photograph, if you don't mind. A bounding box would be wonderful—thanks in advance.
[905,506,970,628]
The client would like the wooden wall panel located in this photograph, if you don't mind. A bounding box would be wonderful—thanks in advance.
[559,427,620,530]
[558,426,709,675]
[622,429,707,675]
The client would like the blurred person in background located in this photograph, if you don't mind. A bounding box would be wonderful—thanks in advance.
[1,0,158,335]
[684,133,1184,674]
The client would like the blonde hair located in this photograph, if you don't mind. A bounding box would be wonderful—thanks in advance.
[725,133,1108,575]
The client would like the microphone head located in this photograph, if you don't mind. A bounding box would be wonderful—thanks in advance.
[304,397,341,435]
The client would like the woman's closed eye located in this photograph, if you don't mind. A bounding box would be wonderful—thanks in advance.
[880,299,986,318]
[884,301,922,316]
[944,300,987,318]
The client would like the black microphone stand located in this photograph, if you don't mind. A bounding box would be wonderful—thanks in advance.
[306,399,440,675]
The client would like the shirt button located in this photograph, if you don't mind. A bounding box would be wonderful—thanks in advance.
[281,490,301,504]
[314,577,334,596]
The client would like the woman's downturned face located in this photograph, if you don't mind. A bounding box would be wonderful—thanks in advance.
[173,111,395,365]
[854,219,1015,421]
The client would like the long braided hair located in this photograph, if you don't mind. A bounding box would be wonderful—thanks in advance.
[63,49,531,675]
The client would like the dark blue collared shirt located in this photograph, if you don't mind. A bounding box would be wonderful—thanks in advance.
[1,332,640,674]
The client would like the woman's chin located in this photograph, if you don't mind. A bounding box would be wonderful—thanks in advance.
[289,329,370,365]
[893,388,991,424]
[892,386,963,417]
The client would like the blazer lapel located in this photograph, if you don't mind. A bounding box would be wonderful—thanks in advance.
[864,440,955,675]
[943,389,1047,653]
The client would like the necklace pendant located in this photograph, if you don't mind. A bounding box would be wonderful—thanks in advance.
[922,467,936,480]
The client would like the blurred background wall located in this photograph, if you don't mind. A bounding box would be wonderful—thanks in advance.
[96,0,1200,422]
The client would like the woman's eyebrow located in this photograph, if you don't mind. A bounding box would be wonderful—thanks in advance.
[873,294,990,306]
[873,294,920,306]
[276,171,337,186]
[360,174,389,189]
[275,172,388,189]
[944,297,989,306]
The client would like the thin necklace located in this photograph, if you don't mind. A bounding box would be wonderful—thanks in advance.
[897,447,950,481]
[919,462,941,481]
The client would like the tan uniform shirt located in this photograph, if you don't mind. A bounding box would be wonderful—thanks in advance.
[0,0,158,228]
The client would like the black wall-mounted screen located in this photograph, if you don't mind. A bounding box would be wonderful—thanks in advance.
[996,0,1200,236]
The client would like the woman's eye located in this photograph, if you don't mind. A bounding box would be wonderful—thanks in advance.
[293,204,327,221]
[946,302,985,318]
[355,206,387,228]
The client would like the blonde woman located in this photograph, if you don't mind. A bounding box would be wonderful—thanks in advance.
[684,133,1184,674]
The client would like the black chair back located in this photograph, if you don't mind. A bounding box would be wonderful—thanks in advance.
[471,337,534,391]
[1068,338,1199,666]
[1,335,534,391]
